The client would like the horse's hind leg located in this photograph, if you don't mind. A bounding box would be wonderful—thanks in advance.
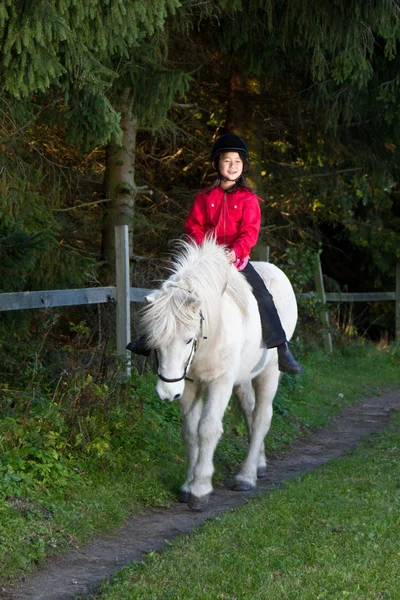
[234,381,255,437]
[234,366,280,491]
[179,383,203,502]
[235,381,267,478]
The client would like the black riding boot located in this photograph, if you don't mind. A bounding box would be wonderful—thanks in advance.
[277,342,302,375]
[241,263,302,375]
[126,336,151,357]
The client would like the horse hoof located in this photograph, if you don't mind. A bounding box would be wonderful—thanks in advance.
[179,490,190,503]
[257,466,267,478]
[188,493,210,511]
[232,479,254,492]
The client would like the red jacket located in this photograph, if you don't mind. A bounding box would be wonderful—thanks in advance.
[185,185,261,270]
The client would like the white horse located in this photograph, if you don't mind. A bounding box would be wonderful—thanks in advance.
[140,238,298,511]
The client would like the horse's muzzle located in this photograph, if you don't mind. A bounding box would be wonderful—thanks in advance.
[156,379,185,402]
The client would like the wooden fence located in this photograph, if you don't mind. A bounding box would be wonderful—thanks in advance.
[1,226,399,374]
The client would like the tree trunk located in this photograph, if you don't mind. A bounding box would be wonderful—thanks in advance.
[101,89,138,284]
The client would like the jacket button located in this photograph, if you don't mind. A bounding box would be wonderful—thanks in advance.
[211,203,214,207]
[234,205,237,208]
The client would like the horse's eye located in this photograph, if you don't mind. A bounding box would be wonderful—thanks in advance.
[186,338,194,345]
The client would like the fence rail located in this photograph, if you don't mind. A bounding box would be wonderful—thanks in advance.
[0,287,152,312]
[1,288,395,313]
[301,292,396,302]
[1,227,399,373]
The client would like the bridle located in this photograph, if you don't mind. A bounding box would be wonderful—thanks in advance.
[155,312,206,384]
[155,339,197,383]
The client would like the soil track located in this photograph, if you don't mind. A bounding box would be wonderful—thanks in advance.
[5,390,400,600]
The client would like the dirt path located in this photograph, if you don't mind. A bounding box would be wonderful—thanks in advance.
[5,390,400,600]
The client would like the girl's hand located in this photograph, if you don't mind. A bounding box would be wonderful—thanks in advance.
[225,249,236,263]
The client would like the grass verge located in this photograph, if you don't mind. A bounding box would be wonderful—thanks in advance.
[0,341,399,584]
[89,407,400,600]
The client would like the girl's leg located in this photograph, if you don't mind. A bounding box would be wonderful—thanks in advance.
[241,263,302,375]
[242,262,285,346]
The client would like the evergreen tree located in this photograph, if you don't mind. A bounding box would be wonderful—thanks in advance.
[99,36,190,282]
[0,0,182,144]
[0,0,191,286]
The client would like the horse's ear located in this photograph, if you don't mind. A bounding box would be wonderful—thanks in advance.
[185,293,201,314]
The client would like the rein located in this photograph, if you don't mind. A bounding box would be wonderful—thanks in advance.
[156,312,207,384]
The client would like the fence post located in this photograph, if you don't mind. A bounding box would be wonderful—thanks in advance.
[259,245,270,262]
[314,254,333,354]
[115,225,131,376]
[396,262,400,343]
[253,244,270,262]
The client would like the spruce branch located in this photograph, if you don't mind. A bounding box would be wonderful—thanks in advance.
[53,199,111,212]
[172,102,198,109]
[134,185,154,195]
[129,253,160,261]
[283,167,364,182]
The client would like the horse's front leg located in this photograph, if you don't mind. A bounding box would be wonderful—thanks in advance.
[188,377,233,511]
[179,382,203,502]
[234,366,280,491]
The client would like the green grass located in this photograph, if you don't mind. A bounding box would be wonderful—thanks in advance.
[220,341,400,461]
[1,342,400,584]
[90,409,400,600]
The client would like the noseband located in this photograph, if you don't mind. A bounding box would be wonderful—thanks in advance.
[156,312,206,384]
[156,339,197,383]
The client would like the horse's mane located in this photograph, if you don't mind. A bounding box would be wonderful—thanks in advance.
[140,238,251,348]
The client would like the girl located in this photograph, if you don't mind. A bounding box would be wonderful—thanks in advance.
[183,133,302,375]
[128,133,302,375]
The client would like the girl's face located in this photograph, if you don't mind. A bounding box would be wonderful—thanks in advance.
[218,152,244,182]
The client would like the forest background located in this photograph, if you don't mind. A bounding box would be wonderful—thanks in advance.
[1,0,400,347]
[1,0,400,583]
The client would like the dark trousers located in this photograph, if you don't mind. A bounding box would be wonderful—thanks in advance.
[241,262,286,348]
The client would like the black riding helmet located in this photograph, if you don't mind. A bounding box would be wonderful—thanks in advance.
[211,134,249,173]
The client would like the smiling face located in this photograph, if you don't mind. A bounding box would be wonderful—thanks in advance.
[218,151,244,187]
